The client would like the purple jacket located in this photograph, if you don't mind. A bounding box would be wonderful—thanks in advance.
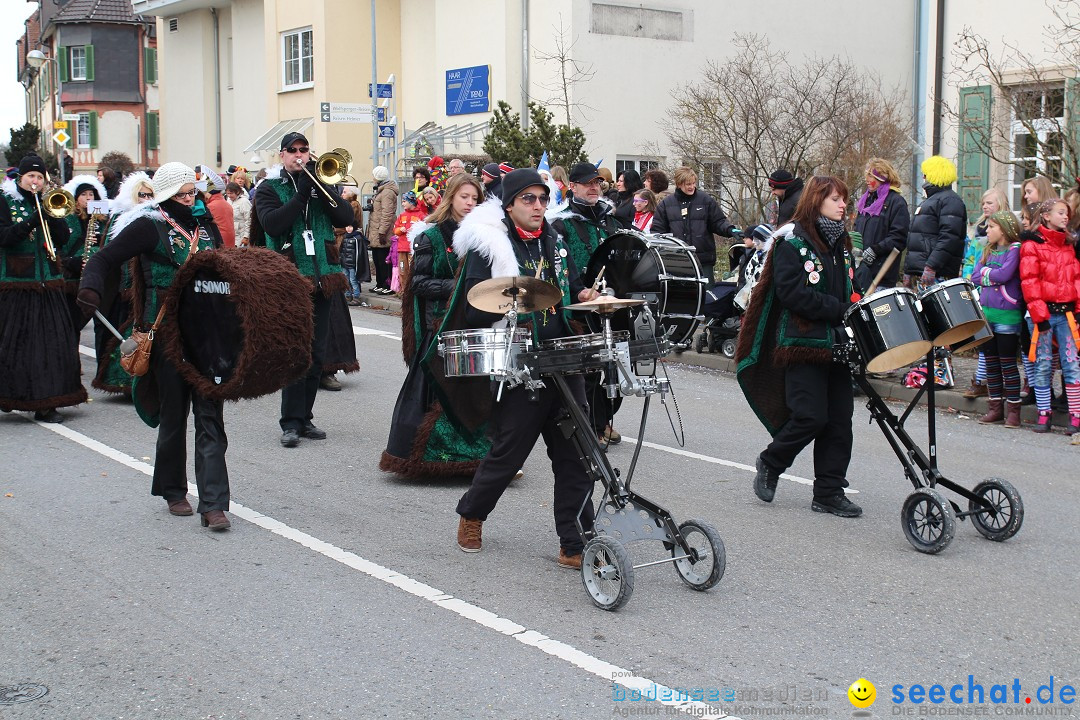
[972,242,1022,312]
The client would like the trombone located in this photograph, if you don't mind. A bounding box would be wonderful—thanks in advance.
[298,148,358,208]
[30,183,75,263]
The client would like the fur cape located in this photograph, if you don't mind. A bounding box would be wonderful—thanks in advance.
[112,172,152,215]
[2,177,24,204]
[450,198,520,277]
[62,174,108,204]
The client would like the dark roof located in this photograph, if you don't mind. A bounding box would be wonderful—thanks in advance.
[52,0,147,24]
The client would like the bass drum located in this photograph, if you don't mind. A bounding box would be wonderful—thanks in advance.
[161,247,315,401]
[583,230,705,346]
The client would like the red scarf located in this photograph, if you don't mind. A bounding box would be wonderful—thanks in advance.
[515,225,542,240]
[633,211,653,231]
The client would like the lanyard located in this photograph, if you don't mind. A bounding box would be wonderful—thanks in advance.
[159,208,200,258]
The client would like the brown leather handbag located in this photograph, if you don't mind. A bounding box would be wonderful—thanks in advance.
[120,305,167,377]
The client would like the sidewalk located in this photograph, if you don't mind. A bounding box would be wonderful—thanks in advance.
[353,287,1068,427]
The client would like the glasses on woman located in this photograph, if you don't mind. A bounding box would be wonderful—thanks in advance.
[137,192,154,199]
[174,190,198,199]
[517,193,550,206]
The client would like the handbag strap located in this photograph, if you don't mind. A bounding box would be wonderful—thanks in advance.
[150,303,167,331]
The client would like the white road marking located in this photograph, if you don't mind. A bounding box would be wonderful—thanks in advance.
[79,344,95,358]
[29,418,735,720]
[352,325,400,341]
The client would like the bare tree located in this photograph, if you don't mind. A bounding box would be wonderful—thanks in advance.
[663,33,913,226]
[532,15,596,126]
[945,0,1080,191]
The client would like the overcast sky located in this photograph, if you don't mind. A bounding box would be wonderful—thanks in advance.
[1,3,39,148]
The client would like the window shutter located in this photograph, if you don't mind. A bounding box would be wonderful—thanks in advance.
[84,45,95,81]
[957,85,992,220]
[144,47,157,85]
[88,111,98,149]
[58,46,69,83]
[147,112,159,149]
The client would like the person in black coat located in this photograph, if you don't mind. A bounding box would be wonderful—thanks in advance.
[651,166,737,281]
[769,169,804,226]
[612,169,644,223]
[854,159,910,289]
[903,156,967,286]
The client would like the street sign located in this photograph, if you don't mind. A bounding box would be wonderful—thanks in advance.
[53,121,68,130]
[62,113,79,123]
[319,101,376,123]
[52,129,70,145]
[367,83,393,99]
[378,125,396,138]
[446,65,491,116]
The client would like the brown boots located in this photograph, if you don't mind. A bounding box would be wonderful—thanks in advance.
[979,398,1004,425]
[1004,401,1022,429]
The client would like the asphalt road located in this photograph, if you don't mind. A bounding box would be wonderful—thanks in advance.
[2,306,1077,719]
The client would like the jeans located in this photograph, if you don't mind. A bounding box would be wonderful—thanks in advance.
[1028,315,1080,387]
[344,267,360,297]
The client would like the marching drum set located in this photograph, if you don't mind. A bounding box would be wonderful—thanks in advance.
[437,236,724,611]
[840,258,1024,554]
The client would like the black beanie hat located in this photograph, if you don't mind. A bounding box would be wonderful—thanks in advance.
[74,182,101,200]
[500,169,547,208]
[482,162,502,179]
[19,154,47,176]
[768,169,794,189]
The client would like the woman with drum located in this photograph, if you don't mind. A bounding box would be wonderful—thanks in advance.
[853,159,908,291]
[78,163,234,531]
[380,173,491,478]
[737,176,862,518]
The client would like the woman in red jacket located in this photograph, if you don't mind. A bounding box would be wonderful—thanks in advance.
[1018,198,1080,435]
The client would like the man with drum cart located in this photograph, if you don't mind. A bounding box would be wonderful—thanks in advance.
[550,161,629,449]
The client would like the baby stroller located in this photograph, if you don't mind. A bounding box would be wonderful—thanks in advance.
[694,280,742,358]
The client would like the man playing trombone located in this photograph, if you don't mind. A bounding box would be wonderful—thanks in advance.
[0,154,86,423]
[253,132,354,448]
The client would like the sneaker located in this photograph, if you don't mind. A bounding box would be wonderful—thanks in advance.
[457,516,482,552]
[300,422,327,440]
[1033,410,1053,434]
[280,429,301,448]
[557,548,583,569]
[811,494,863,518]
[604,425,622,444]
[753,456,779,503]
[963,379,989,399]
[1066,414,1080,437]
[320,374,342,391]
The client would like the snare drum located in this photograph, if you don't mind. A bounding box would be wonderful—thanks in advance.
[843,287,932,373]
[538,331,630,374]
[584,230,705,345]
[919,278,987,346]
[439,328,530,379]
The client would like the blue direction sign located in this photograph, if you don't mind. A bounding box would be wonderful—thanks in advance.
[368,83,394,99]
[378,125,396,138]
[446,65,491,116]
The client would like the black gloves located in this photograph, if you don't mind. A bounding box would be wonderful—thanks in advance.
[294,164,315,198]
[1037,320,1051,332]
[861,247,877,266]
[76,288,101,320]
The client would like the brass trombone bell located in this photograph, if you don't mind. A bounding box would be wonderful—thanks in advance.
[314,150,357,187]
[43,188,76,218]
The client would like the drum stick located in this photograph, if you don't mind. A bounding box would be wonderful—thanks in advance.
[592,266,606,292]
[864,248,900,296]
[94,309,125,343]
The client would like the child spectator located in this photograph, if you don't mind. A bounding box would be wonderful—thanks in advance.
[391,191,425,294]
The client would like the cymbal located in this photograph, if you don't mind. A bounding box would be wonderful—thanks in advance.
[467,276,563,314]
[564,295,647,312]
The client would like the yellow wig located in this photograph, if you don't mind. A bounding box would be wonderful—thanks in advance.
[921,155,957,187]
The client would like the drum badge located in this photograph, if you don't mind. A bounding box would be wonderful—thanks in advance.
[808,271,820,284]
[559,248,567,257]
[873,304,892,317]
[959,290,971,300]
[804,260,815,272]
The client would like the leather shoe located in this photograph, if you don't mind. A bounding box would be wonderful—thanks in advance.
[280,429,301,447]
[167,498,193,516]
[753,456,779,503]
[557,548,583,569]
[201,510,231,530]
[811,494,863,518]
[300,422,327,440]
[319,374,342,391]
[33,409,63,423]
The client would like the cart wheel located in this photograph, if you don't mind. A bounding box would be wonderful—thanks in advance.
[581,536,634,611]
[673,519,726,591]
[969,478,1024,541]
[901,487,956,554]
[694,333,707,354]
[721,338,737,359]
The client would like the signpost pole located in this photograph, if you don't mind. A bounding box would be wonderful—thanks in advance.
[370,0,379,176]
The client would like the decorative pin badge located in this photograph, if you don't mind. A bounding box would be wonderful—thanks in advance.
[804,260,815,272]
[559,248,567,257]
[808,271,820,284]
[799,247,807,256]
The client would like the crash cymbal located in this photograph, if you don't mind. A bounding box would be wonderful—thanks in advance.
[467,275,563,314]
[564,294,647,312]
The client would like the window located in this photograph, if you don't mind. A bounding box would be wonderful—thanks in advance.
[1008,85,1065,208]
[615,157,661,177]
[281,28,313,89]
[76,111,97,149]
[60,45,94,82]
[37,64,49,103]
[700,161,723,195]
[70,46,87,81]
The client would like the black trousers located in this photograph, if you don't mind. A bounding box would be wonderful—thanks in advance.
[280,291,331,432]
[456,374,596,554]
[760,361,853,499]
[586,371,622,433]
[150,348,230,513]
[371,247,391,290]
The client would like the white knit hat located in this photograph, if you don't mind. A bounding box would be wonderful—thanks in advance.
[152,162,197,203]
[373,165,389,182]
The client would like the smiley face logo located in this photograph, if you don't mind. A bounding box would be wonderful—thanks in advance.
[848,678,876,709]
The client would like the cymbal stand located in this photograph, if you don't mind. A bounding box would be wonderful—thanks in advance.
[496,285,522,402]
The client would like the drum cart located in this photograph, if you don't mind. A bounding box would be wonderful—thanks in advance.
[837,342,1025,554]
[516,302,726,610]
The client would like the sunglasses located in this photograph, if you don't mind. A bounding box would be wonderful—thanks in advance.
[138,192,154,199]
[174,190,198,199]
[517,193,550,206]
[283,146,310,154]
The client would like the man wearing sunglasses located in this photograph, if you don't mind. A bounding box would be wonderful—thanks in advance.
[551,161,629,449]
[448,168,600,570]
[253,132,355,448]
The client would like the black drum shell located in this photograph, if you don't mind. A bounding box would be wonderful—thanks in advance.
[843,288,932,373]
[161,247,314,401]
[919,278,987,346]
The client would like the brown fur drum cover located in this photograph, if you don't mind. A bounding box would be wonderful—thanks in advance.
[159,247,314,401]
